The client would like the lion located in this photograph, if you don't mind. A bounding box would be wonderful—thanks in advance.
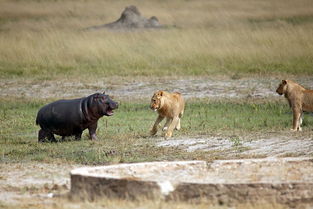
[150,90,185,139]
[276,80,313,131]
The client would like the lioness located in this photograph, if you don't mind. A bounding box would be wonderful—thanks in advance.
[276,80,313,131]
[150,90,185,139]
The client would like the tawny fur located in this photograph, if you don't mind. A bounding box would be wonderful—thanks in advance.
[150,90,185,139]
[276,80,313,131]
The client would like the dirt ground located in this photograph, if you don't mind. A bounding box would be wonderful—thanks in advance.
[157,134,313,157]
[1,76,313,208]
[0,162,78,208]
[2,76,313,100]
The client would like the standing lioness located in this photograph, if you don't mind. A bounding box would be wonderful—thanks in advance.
[150,90,185,139]
[276,80,313,131]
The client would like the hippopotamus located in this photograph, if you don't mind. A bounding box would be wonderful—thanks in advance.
[36,92,118,142]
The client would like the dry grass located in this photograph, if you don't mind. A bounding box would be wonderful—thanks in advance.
[0,0,313,78]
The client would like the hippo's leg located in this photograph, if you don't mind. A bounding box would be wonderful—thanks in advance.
[38,129,56,143]
[47,132,57,143]
[38,129,46,142]
[88,123,98,140]
[75,132,82,140]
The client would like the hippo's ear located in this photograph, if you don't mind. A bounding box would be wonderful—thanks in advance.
[94,93,100,99]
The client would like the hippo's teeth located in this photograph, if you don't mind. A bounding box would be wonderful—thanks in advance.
[107,110,114,116]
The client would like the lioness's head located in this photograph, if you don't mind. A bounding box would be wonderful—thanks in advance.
[276,80,288,95]
[150,90,164,111]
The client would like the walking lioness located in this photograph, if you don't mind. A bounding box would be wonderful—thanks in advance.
[276,80,313,131]
[150,90,185,139]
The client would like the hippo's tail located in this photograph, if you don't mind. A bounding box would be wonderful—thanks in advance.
[35,112,41,126]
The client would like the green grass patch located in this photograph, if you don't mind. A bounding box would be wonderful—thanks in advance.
[1,99,308,164]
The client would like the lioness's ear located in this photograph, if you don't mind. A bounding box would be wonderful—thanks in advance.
[103,91,106,95]
[159,91,163,96]
[282,80,287,84]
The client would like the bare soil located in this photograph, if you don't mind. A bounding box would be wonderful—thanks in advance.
[2,76,313,100]
[0,162,79,207]
[157,134,313,157]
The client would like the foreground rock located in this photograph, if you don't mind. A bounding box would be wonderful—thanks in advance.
[86,5,162,30]
[70,158,313,207]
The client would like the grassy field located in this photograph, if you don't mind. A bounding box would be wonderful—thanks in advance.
[1,98,310,164]
[0,0,313,79]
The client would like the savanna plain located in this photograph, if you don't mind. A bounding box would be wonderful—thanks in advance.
[1,0,313,208]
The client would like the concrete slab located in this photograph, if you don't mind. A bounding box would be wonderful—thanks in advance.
[70,158,313,206]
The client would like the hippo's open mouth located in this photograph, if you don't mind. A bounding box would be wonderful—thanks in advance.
[106,108,114,116]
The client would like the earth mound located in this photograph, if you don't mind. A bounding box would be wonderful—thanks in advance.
[86,5,162,30]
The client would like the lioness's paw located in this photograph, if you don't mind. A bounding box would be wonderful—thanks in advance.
[150,131,157,136]
[162,127,168,131]
[290,128,298,132]
[150,129,158,136]
[164,132,172,139]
